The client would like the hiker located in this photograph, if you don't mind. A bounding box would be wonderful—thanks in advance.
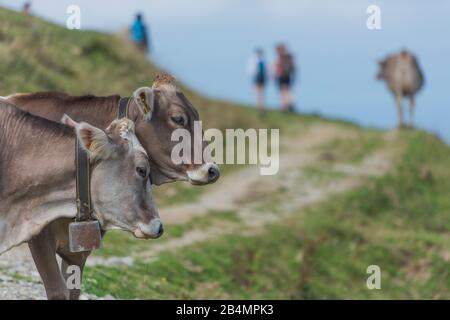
[131,13,150,53]
[274,44,296,112]
[247,48,267,115]
[22,2,31,15]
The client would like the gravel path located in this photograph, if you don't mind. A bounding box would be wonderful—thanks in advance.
[0,244,112,299]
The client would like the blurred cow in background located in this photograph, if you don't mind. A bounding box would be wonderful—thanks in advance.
[377,50,424,128]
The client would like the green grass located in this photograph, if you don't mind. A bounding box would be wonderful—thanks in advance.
[314,130,385,163]
[84,130,450,299]
[96,210,240,257]
[301,165,349,185]
[0,7,313,131]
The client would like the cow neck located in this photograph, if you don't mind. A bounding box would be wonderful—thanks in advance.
[117,96,153,185]
[119,96,144,122]
[117,96,131,119]
[1,132,76,209]
[119,96,143,123]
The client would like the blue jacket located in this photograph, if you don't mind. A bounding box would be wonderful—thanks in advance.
[131,19,146,43]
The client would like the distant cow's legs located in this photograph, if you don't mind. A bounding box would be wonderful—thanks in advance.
[59,251,90,300]
[28,229,69,300]
[408,95,415,128]
[395,94,404,128]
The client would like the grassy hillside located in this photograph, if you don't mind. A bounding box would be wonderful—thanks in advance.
[1,7,449,299]
[0,7,304,131]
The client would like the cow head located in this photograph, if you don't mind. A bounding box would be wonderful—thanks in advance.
[62,115,163,239]
[129,73,220,186]
[377,59,388,80]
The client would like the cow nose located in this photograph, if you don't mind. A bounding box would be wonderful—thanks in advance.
[208,166,220,183]
[158,224,164,237]
[137,219,164,239]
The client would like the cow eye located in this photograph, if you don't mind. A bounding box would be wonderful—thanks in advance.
[171,116,185,126]
[136,166,147,178]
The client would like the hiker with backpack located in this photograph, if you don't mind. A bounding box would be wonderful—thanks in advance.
[247,48,268,115]
[274,44,296,112]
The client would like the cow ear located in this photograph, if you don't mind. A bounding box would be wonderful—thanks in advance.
[76,122,116,159]
[133,87,154,121]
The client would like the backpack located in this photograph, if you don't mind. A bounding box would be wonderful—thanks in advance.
[280,54,294,77]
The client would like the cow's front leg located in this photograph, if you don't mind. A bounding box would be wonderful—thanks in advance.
[58,251,90,300]
[28,228,69,300]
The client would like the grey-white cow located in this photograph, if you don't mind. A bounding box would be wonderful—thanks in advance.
[0,101,162,299]
[377,49,424,128]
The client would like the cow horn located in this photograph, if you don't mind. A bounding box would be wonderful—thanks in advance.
[152,72,176,88]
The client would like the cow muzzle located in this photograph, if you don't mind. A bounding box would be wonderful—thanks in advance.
[134,219,164,239]
[187,163,220,185]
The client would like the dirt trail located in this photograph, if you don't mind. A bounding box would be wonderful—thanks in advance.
[161,124,355,224]
[134,126,397,260]
[0,123,399,299]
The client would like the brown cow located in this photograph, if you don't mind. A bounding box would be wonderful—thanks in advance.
[4,72,220,186]
[0,101,161,299]
[377,50,424,128]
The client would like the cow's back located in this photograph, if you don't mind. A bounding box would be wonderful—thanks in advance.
[7,92,120,129]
